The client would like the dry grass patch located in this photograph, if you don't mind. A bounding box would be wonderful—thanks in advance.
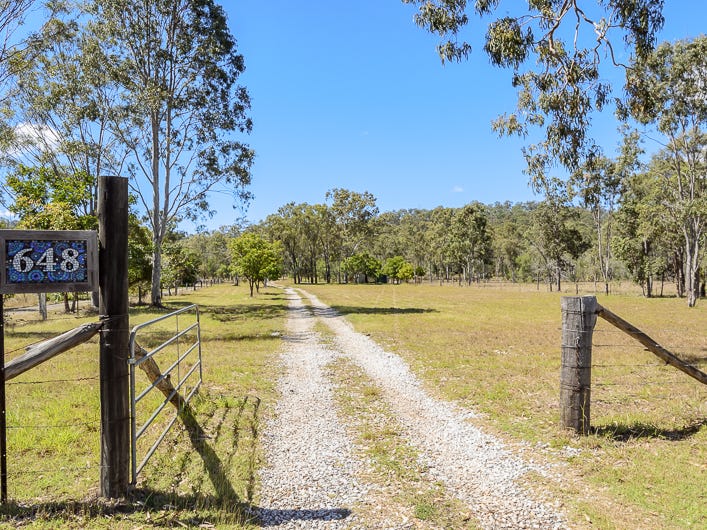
[301,282,706,529]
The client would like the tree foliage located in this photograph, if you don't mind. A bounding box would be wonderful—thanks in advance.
[402,0,665,184]
[341,252,381,284]
[0,0,35,94]
[4,164,95,229]
[382,255,415,283]
[229,232,283,296]
[1,6,125,215]
[621,36,707,306]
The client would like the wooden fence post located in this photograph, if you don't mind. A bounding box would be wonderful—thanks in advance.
[560,296,597,435]
[98,175,130,498]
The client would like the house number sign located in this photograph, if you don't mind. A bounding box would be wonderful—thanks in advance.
[0,230,98,294]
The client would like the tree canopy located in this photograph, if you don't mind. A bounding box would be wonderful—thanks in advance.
[402,0,665,186]
[1,0,254,307]
[229,232,283,296]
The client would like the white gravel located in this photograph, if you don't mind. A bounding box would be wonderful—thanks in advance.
[253,290,369,528]
[254,287,569,529]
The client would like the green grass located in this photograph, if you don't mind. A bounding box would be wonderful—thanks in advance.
[2,280,705,528]
[0,283,286,528]
[301,281,707,529]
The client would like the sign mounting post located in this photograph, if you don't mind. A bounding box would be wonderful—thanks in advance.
[0,229,98,503]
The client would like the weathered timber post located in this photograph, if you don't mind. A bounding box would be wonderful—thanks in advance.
[560,296,597,435]
[0,295,6,503]
[98,176,130,497]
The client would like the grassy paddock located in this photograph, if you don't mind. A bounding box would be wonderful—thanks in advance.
[299,281,706,529]
[0,283,286,528]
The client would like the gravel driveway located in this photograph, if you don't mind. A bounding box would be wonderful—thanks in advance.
[254,287,567,529]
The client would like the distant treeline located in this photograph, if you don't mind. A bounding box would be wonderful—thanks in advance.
[181,186,705,302]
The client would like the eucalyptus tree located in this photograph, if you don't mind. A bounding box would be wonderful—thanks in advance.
[403,0,664,187]
[326,188,379,258]
[0,0,35,95]
[0,4,125,216]
[621,36,707,306]
[399,209,432,279]
[299,203,325,283]
[89,0,254,306]
[613,171,671,296]
[315,203,339,283]
[427,206,456,282]
[371,210,405,261]
[183,228,233,280]
[450,202,492,283]
[326,188,378,281]
[265,203,305,283]
[572,131,641,294]
[527,182,590,291]
[487,202,532,282]
[161,240,200,295]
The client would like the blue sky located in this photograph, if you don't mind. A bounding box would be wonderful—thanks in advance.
[214,2,705,229]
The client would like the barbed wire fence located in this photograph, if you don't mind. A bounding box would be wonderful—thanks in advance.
[3,301,102,501]
[590,322,706,435]
[561,296,707,436]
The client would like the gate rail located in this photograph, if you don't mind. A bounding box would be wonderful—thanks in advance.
[128,304,202,484]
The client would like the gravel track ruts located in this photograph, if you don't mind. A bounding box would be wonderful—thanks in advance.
[254,287,568,529]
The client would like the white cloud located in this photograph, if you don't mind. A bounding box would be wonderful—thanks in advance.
[13,122,61,151]
[452,185,464,193]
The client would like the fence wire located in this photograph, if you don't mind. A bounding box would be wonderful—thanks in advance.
[589,322,707,432]
[2,285,211,502]
[3,297,102,501]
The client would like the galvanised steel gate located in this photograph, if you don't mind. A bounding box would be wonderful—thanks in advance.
[128,304,202,485]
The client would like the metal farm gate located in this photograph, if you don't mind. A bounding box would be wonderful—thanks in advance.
[128,304,202,484]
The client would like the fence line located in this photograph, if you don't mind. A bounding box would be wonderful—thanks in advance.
[560,295,707,435]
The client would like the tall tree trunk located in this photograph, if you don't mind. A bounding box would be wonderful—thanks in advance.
[685,230,701,307]
[150,113,163,307]
[151,239,163,306]
[673,249,685,298]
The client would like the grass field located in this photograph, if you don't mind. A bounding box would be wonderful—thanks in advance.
[0,283,287,528]
[0,280,704,528]
[301,280,706,529]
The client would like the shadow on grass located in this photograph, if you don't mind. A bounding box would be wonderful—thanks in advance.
[0,492,253,527]
[592,418,706,441]
[680,352,707,366]
[0,392,355,528]
[0,497,354,528]
[327,305,438,316]
[128,301,288,323]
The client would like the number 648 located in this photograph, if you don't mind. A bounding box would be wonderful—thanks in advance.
[12,247,81,273]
